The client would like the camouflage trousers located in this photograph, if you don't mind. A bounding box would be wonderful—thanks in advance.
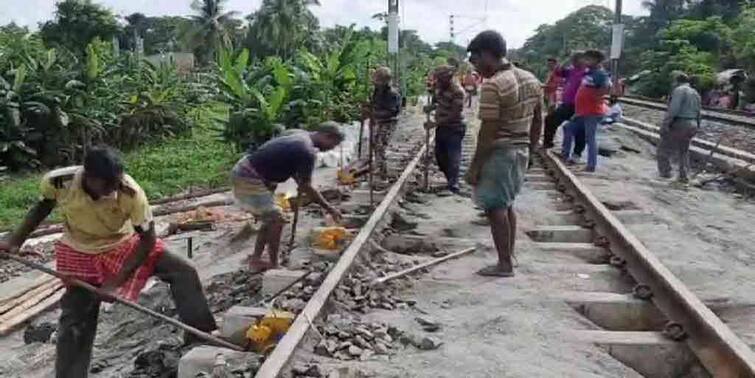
[373,120,397,177]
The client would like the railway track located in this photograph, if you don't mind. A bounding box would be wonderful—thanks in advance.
[621,96,755,129]
[537,150,755,376]
[250,112,755,377]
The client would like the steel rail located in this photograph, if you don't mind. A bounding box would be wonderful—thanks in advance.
[540,149,755,376]
[255,136,431,377]
[621,96,755,129]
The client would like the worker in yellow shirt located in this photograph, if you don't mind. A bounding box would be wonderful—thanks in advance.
[0,146,216,378]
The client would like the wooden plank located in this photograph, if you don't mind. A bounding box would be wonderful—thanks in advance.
[255,140,431,378]
[0,282,62,324]
[0,288,64,336]
[0,278,58,315]
[0,274,55,307]
[543,149,755,376]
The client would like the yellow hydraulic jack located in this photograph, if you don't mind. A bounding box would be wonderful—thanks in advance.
[244,309,295,354]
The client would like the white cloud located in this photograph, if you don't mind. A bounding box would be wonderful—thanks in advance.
[0,0,648,48]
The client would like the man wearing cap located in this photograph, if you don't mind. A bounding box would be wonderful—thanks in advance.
[658,73,701,184]
[370,66,402,178]
[231,123,345,271]
[425,65,466,193]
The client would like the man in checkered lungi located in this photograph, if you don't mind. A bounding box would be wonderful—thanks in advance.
[0,147,216,378]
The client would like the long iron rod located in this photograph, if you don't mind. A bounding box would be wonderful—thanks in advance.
[1,252,244,351]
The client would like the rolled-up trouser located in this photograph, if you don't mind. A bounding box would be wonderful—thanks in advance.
[374,120,397,175]
[56,250,217,378]
[657,119,698,180]
[435,125,466,191]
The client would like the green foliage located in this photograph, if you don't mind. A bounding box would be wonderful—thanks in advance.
[730,6,755,73]
[186,0,240,64]
[661,17,733,62]
[0,104,237,230]
[122,14,194,55]
[686,0,748,21]
[39,0,121,56]
[633,40,717,97]
[520,5,614,78]
[0,29,204,171]
[246,0,321,60]
[215,50,292,151]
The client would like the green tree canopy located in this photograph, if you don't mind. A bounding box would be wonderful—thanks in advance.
[185,0,240,64]
[245,0,321,60]
[39,0,121,56]
[519,5,616,78]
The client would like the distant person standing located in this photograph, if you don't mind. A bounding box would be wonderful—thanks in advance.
[462,70,479,108]
[561,49,611,172]
[370,66,402,178]
[466,30,543,277]
[543,52,587,150]
[425,65,466,193]
[601,95,623,125]
[657,73,701,184]
[543,57,561,110]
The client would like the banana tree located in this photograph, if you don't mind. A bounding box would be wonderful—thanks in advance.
[0,66,40,170]
[216,48,292,151]
[292,29,369,124]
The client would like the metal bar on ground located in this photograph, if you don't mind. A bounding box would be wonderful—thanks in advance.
[369,116,375,208]
[258,271,312,306]
[0,253,244,352]
[371,246,475,286]
[289,195,302,249]
[255,135,430,378]
[541,149,755,376]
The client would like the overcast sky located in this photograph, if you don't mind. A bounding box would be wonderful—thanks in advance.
[0,0,647,48]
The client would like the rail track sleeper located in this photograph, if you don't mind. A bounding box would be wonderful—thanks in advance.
[541,149,755,376]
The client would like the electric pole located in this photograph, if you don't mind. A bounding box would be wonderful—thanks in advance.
[610,0,623,93]
[449,15,455,42]
[388,0,406,105]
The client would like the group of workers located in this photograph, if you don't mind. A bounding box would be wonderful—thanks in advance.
[543,51,701,182]
[0,28,703,377]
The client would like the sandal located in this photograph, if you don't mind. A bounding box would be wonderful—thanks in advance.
[476,265,515,277]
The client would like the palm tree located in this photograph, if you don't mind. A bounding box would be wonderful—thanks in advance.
[186,0,239,64]
[246,0,320,59]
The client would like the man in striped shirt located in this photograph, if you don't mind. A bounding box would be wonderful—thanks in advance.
[467,31,543,277]
[425,65,466,193]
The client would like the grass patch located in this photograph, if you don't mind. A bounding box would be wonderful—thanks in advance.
[0,103,239,231]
